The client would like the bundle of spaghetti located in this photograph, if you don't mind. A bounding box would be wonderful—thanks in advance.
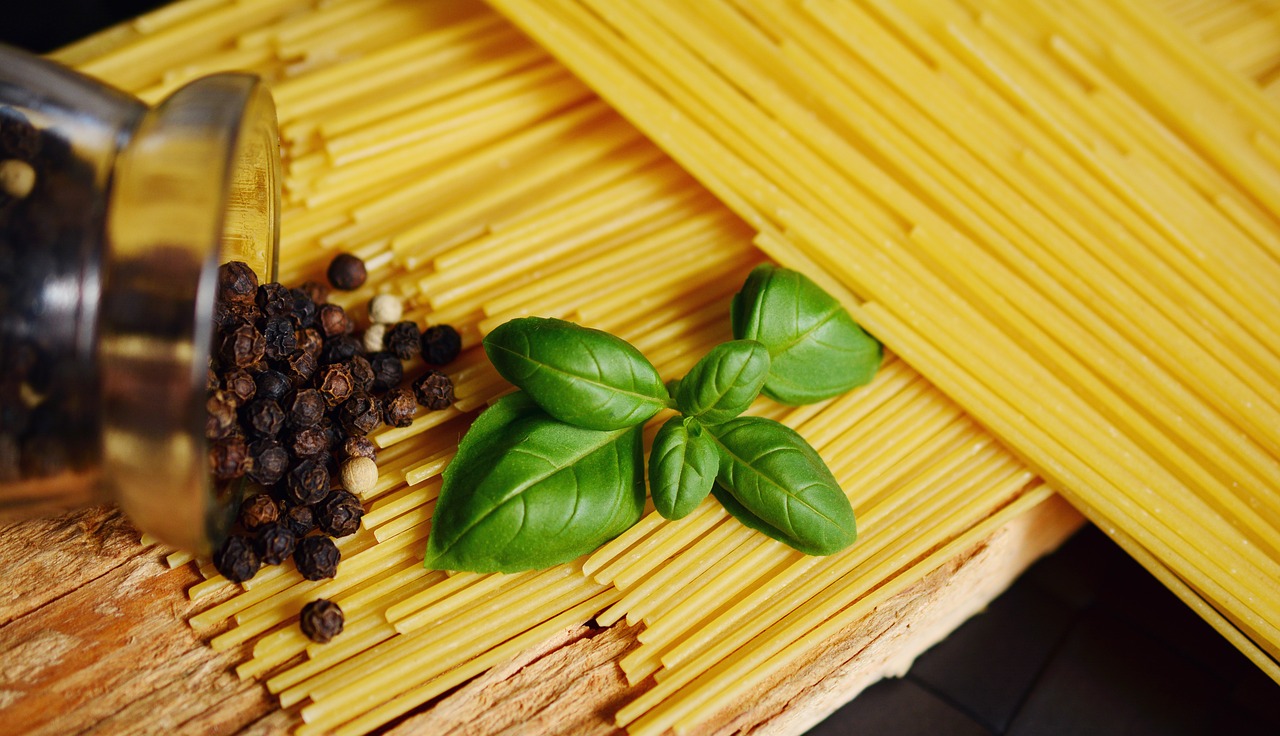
[59,3,1025,732]
[1151,0,1280,97]
[488,0,1280,703]
[54,0,1278,733]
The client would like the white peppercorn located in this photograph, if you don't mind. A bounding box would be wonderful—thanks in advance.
[0,159,35,198]
[368,294,403,325]
[340,456,378,496]
[362,322,388,354]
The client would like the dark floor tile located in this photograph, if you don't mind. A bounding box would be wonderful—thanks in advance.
[909,582,1075,732]
[1021,525,1112,610]
[1007,610,1225,736]
[1229,664,1280,728]
[808,677,991,736]
[1092,545,1251,683]
[1206,701,1280,736]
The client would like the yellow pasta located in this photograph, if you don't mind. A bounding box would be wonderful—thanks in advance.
[493,0,1280,664]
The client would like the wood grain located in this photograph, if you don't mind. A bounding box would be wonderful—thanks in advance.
[0,506,274,735]
[0,496,1081,734]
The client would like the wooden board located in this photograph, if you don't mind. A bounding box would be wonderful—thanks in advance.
[0,495,1082,734]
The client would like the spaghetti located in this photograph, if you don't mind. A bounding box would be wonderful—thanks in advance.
[59,0,1280,732]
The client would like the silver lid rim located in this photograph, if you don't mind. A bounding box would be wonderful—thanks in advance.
[101,73,280,555]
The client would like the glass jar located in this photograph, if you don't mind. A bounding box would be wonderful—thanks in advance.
[0,44,280,554]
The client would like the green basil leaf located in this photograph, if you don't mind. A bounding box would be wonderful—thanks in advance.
[442,391,543,472]
[484,316,669,430]
[425,397,645,573]
[708,416,856,555]
[649,416,718,520]
[731,264,881,405]
[675,340,770,424]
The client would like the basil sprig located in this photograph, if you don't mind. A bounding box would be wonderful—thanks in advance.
[425,265,880,572]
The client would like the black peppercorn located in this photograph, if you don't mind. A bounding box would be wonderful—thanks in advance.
[337,392,381,436]
[248,439,290,486]
[223,368,257,403]
[320,334,361,365]
[244,399,285,439]
[213,535,260,584]
[343,355,375,394]
[22,349,55,396]
[420,324,462,366]
[318,303,353,338]
[256,281,292,319]
[213,300,262,332]
[288,288,319,329]
[254,369,292,403]
[367,352,403,392]
[238,493,279,532]
[210,437,252,481]
[254,523,297,566]
[0,388,26,436]
[217,261,258,305]
[317,489,364,537]
[383,321,421,361]
[221,323,266,368]
[206,390,240,440]
[288,425,331,459]
[261,316,299,361]
[20,435,68,478]
[286,457,331,506]
[211,300,235,331]
[0,107,41,160]
[206,366,219,393]
[299,598,345,643]
[320,416,346,449]
[342,436,377,461]
[327,253,367,291]
[294,536,341,581]
[316,362,355,407]
[297,279,330,305]
[0,434,19,483]
[411,370,454,410]
[284,349,319,386]
[288,388,326,428]
[381,387,417,428]
[283,503,316,537]
[298,327,324,359]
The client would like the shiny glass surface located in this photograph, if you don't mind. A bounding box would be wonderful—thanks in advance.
[0,44,279,553]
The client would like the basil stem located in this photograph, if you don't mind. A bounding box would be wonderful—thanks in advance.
[649,416,718,520]
[424,391,645,573]
[484,316,670,430]
[731,264,881,405]
[707,416,856,555]
[674,339,770,425]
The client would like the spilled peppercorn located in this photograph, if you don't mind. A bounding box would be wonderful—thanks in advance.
[327,253,367,291]
[205,255,464,610]
[299,598,345,643]
[294,535,341,580]
[412,370,455,411]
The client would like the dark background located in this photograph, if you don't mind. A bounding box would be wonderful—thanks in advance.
[1,1,168,54]
[5,4,1279,735]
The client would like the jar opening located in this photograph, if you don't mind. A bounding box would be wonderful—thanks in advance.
[103,73,280,555]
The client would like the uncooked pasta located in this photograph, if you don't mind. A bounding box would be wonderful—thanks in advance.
[58,0,1280,732]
